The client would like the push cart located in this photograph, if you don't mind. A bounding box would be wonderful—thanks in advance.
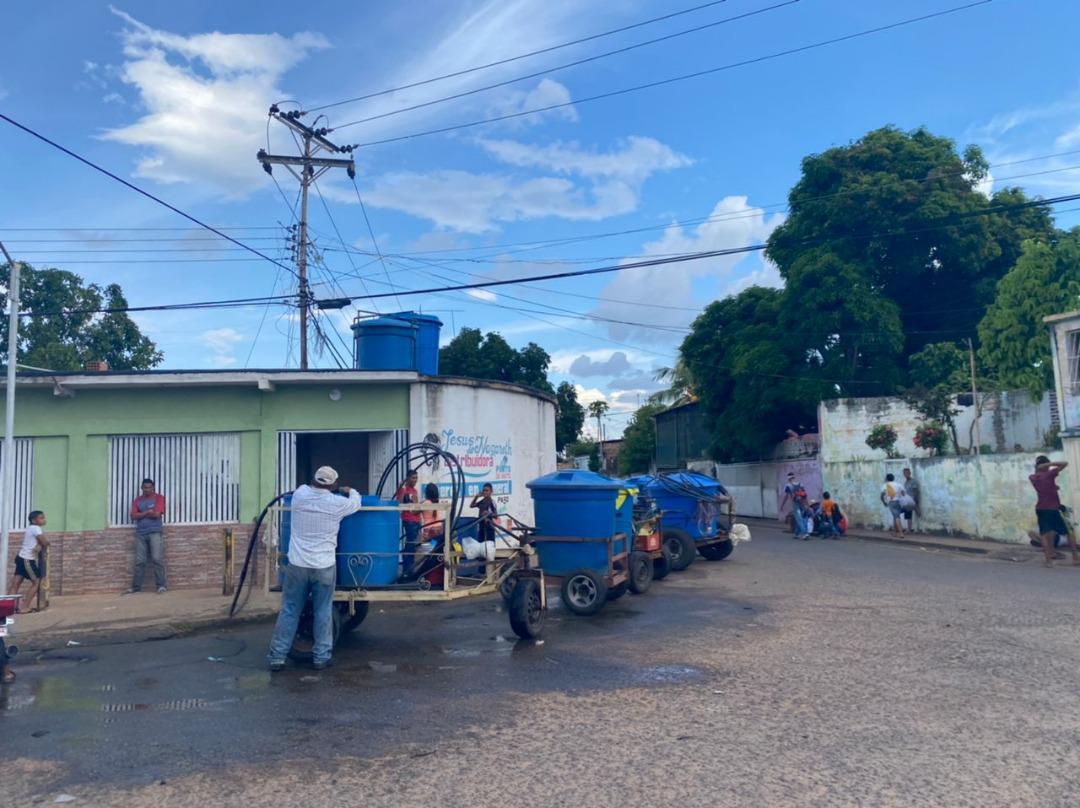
[0,595,21,683]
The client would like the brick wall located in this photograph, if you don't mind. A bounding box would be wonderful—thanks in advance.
[5,523,265,596]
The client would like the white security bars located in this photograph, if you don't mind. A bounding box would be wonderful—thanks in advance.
[108,433,240,527]
[1,438,34,531]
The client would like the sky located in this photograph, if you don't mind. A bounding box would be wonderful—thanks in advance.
[2,0,1080,438]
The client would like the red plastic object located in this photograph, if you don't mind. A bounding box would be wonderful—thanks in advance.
[0,596,20,620]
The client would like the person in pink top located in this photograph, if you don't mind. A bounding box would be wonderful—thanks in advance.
[1027,455,1075,568]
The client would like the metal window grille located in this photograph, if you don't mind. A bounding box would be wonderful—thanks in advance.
[0,438,34,531]
[108,433,240,527]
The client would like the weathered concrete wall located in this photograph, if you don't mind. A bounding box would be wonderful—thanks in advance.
[822,452,1068,543]
[704,457,822,520]
[820,390,1055,463]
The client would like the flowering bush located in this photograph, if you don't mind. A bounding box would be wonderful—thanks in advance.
[914,422,948,456]
[865,424,900,458]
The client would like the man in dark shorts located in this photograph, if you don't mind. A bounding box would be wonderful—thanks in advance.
[1027,455,1076,568]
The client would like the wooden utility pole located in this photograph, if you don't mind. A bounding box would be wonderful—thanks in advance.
[967,338,980,455]
[258,107,355,369]
[0,242,20,595]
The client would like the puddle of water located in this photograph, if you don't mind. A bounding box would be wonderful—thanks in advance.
[368,661,398,673]
[636,665,704,684]
[441,647,481,658]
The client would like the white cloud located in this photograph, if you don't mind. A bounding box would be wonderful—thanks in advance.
[101,7,328,194]
[466,288,498,302]
[549,347,651,374]
[363,136,690,233]
[590,196,785,343]
[568,351,632,377]
[200,327,244,366]
[487,78,579,126]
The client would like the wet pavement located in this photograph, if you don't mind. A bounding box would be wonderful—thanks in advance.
[6,525,1080,807]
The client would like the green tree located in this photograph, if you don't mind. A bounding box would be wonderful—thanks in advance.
[555,381,585,452]
[588,399,609,441]
[767,126,1054,364]
[439,327,554,393]
[977,231,1080,397]
[618,403,663,475]
[648,359,695,405]
[0,263,162,371]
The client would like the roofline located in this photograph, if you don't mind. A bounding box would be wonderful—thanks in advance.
[1044,310,1080,325]
[419,374,557,405]
[653,399,699,417]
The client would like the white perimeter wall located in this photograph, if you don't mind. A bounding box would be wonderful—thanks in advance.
[410,381,556,523]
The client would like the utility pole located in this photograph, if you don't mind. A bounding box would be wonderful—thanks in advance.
[0,242,20,596]
[967,337,981,455]
[258,107,355,370]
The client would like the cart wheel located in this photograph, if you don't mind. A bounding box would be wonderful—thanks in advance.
[606,581,628,601]
[341,601,370,633]
[499,574,517,604]
[663,528,696,571]
[653,547,672,581]
[288,602,344,662]
[699,538,735,561]
[560,569,608,616]
[508,578,545,639]
[628,551,653,594]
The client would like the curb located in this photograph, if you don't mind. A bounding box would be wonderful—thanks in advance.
[740,517,998,556]
[14,609,278,653]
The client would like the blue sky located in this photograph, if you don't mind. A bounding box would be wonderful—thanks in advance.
[2,0,1079,436]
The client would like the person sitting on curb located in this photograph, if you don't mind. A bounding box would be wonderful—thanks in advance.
[1027,455,1076,568]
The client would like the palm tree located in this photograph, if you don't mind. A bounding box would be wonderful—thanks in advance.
[648,360,695,406]
[588,400,610,442]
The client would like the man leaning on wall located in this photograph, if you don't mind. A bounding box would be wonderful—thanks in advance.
[126,478,167,594]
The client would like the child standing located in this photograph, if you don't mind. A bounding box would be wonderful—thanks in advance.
[11,510,48,613]
[471,483,498,543]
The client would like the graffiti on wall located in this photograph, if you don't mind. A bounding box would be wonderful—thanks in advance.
[432,428,514,510]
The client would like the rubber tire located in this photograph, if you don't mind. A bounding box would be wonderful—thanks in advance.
[699,538,735,562]
[560,569,608,616]
[607,581,629,601]
[500,574,517,604]
[628,551,653,594]
[508,578,545,639]
[287,602,343,662]
[663,528,697,572]
[341,601,370,633]
[653,548,672,581]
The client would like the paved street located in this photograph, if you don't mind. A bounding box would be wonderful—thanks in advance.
[6,525,1080,807]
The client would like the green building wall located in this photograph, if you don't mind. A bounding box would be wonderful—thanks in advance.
[5,382,410,532]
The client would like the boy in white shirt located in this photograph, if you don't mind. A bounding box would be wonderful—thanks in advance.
[10,510,48,612]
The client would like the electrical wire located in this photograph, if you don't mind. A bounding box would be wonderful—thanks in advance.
[338,1,994,140]
[0,112,300,280]
[311,180,382,314]
[336,1,798,129]
[351,177,403,309]
[304,0,736,114]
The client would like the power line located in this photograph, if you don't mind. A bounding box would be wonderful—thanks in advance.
[0,113,300,280]
[351,176,403,309]
[20,293,297,318]
[310,180,382,314]
[305,0,736,114]
[341,1,993,141]
[0,226,281,232]
[335,1,799,129]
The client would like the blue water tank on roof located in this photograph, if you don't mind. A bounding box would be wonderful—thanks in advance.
[352,315,416,371]
[391,311,442,376]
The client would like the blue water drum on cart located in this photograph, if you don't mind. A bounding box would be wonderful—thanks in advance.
[643,472,726,540]
[392,311,442,376]
[351,315,416,371]
[526,470,626,575]
[336,496,402,589]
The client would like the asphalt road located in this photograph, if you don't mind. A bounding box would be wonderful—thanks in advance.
[6,525,1080,807]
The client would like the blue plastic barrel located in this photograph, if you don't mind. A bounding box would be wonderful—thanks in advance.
[641,472,726,540]
[336,496,402,589]
[351,315,416,371]
[527,470,625,575]
[389,311,442,376]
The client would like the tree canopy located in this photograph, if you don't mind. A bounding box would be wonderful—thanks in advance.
[555,381,585,451]
[0,263,162,371]
[678,125,1058,462]
[439,327,554,393]
[617,403,663,475]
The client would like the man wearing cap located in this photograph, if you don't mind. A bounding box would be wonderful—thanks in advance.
[267,466,361,671]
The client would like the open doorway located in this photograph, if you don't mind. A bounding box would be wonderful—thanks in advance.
[295,432,370,493]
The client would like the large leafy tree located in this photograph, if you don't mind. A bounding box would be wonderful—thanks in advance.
[766,126,1054,364]
[439,327,554,393]
[978,231,1080,397]
[555,381,585,452]
[618,403,663,475]
[0,263,162,371]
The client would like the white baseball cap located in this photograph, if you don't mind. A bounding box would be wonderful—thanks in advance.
[314,466,339,485]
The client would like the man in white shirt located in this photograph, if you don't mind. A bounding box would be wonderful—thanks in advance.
[267,466,361,671]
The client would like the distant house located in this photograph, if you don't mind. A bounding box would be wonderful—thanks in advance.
[598,439,622,475]
[653,401,709,471]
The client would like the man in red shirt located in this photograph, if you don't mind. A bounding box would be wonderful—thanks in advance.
[1027,455,1075,568]
[395,469,422,575]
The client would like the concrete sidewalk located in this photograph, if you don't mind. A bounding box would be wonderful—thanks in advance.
[6,586,279,650]
[741,516,1060,563]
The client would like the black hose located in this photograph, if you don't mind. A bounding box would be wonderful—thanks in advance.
[229,491,290,618]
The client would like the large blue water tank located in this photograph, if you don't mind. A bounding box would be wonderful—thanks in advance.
[336,496,402,588]
[352,315,416,371]
[391,311,442,376]
[527,470,626,575]
[638,472,727,540]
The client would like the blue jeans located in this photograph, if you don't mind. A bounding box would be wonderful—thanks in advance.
[267,564,336,665]
[132,531,165,591]
[792,507,809,537]
[402,521,421,574]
